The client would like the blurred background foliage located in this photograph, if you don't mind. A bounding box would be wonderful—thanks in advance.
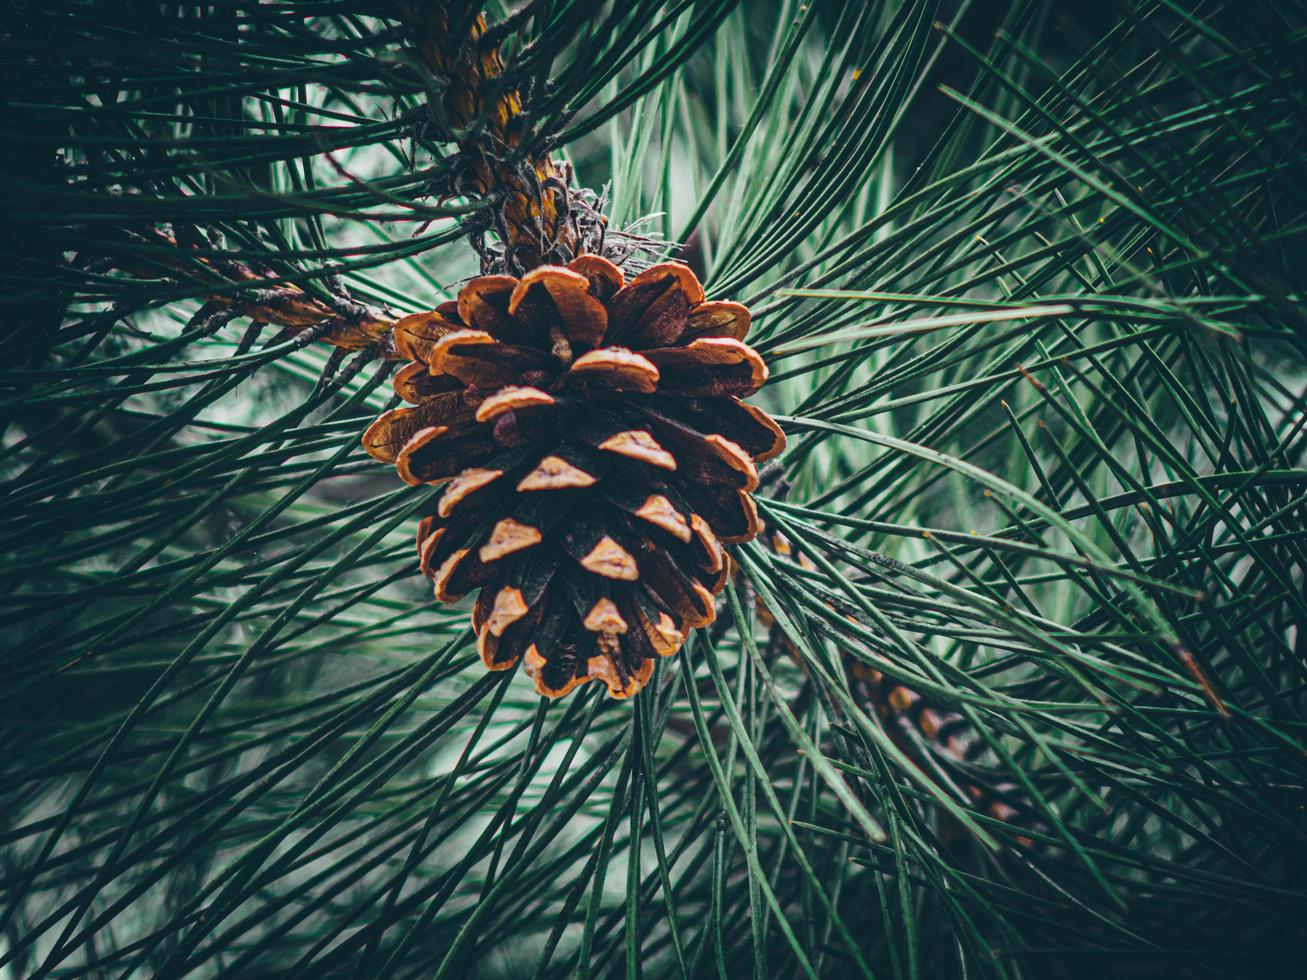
[2,0,1306,976]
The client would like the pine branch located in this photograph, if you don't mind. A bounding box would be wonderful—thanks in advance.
[3,2,1307,977]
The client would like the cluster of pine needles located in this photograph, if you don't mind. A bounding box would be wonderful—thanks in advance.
[2,1,1306,977]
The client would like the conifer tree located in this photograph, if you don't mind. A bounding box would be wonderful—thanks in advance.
[2,1,1305,976]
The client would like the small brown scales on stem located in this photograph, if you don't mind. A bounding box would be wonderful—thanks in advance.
[95,230,402,357]
[397,1,578,272]
[363,258,784,698]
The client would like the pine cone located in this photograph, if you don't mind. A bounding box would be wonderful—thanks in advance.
[760,530,1031,838]
[363,256,784,698]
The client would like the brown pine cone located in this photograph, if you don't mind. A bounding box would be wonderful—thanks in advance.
[363,256,784,698]
[760,530,1030,839]
[846,662,1031,843]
